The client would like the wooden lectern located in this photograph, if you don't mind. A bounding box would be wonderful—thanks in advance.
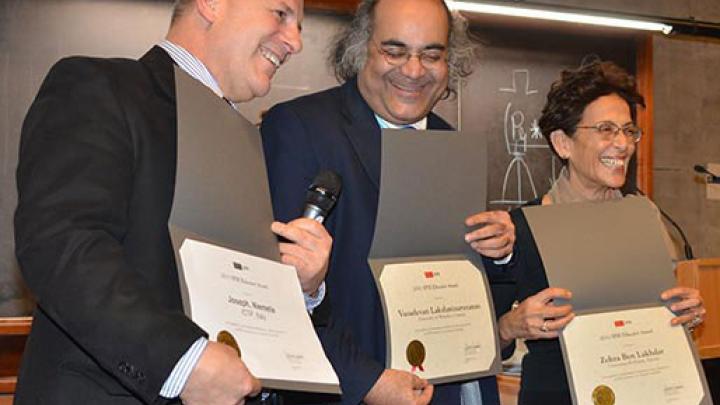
[676,258,720,360]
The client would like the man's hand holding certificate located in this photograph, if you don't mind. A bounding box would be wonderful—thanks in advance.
[376,259,500,383]
[180,239,340,394]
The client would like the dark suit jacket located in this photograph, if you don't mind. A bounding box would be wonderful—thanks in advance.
[261,78,502,404]
[14,46,205,404]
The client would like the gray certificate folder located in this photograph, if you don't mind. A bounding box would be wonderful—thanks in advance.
[369,128,487,262]
[522,197,675,311]
[169,69,342,396]
[368,128,502,383]
[169,66,280,261]
[525,198,711,404]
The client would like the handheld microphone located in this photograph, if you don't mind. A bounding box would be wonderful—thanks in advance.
[303,170,342,224]
[635,188,694,260]
[693,164,720,184]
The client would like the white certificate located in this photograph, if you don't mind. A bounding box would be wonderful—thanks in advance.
[179,239,340,394]
[560,305,711,405]
[374,258,501,384]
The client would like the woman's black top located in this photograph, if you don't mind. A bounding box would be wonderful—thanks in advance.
[498,198,573,405]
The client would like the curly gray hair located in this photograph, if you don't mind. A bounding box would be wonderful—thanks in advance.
[329,0,475,99]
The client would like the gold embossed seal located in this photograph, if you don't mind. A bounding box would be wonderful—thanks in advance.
[592,384,615,405]
[217,330,241,358]
[406,340,426,372]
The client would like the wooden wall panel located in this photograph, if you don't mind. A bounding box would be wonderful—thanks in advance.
[0,318,31,397]
[306,0,359,14]
[635,34,655,197]
[677,259,720,359]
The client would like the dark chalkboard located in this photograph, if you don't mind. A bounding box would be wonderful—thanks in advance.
[465,20,637,209]
[0,1,638,315]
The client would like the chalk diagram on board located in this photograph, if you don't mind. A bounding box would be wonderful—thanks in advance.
[491,69,559,205]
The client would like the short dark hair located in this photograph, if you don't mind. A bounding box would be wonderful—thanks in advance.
[171,0,194,25]
[329,0,474,99]
[538,60,645,161]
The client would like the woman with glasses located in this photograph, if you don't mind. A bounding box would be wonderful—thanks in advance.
[486,60,706,404]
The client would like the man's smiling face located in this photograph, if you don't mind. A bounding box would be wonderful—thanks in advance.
[205,0,304,103]
[358,0,450,125]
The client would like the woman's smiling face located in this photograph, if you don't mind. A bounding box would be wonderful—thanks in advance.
[554,94,636,195]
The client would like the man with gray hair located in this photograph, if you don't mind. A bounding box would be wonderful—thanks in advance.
[262,0,515,403]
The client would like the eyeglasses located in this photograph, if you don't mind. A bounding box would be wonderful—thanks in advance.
[373,41,448,68]
[575,121,642,143]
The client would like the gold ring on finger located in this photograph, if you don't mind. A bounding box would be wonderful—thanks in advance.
[540,320,549,332]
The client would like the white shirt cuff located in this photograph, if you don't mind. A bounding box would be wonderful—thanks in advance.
[159,337,208,398]
[493,252,513,265]
[304,281,326,313]
[160,282,326,398]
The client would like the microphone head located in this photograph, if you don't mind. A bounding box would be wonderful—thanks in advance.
[310,170,342,197]
[305,170,343,219]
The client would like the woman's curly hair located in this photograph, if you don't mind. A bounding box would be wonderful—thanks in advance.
[538,60,645,161]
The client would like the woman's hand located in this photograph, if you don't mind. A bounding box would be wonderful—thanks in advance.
[661,287,705,328]
[498,287,575,348]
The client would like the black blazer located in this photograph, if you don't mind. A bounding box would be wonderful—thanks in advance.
[484,198,572,405]
[261,78,502,404]
[15,47,205,404]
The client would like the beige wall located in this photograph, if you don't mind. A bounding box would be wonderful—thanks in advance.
[653,36,720,258]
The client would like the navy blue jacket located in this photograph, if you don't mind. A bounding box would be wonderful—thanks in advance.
[261,78,502,405]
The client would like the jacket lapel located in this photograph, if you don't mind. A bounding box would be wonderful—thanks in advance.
[339,78,382,191]
[337,78,453,191]
[427,111,453,130]
[139,46,176,103]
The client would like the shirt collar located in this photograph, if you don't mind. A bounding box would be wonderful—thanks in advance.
[374,114,427,130]
[159,40,239,111]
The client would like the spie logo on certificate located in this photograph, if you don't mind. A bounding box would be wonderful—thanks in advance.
[613,319,632,327]
[233,262,249,271]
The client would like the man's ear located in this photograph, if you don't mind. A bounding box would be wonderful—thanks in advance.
[195,0,219,23]
[550,129,572,160]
